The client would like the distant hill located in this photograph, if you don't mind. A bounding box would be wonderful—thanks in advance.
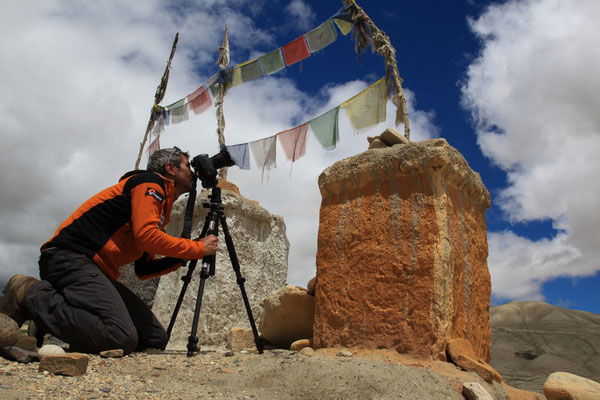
[490,301,600,393]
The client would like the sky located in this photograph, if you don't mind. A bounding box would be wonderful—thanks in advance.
[1,0,598,315]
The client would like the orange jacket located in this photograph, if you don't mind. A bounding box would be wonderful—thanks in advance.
[42,170,204,280]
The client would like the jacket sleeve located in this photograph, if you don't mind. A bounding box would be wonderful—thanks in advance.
[129,181,206,260]
[134,252,185,280]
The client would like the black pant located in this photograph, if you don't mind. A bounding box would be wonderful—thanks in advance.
[23,248,167,354]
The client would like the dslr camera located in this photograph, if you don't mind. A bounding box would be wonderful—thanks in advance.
[191,146,235,188]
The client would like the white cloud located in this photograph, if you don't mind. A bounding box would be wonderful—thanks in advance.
[285,0,317,31]
[462,0,600,300]
[0,0,438,290]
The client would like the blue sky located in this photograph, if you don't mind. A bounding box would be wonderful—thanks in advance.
[1,0,598,315]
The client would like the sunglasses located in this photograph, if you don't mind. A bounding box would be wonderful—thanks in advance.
[166,146,182,166]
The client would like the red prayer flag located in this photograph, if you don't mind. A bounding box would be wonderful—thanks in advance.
[282,36,310,66]
[278,123,308,162]
[187,85,212,115]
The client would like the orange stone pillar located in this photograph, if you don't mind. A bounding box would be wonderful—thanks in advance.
[313,138,492,361]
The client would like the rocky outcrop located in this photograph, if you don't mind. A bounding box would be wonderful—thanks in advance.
[447,338,503,383]
[259,285,314,349]
[152,184,289,349]
[490,301,600,393]
[544,372,600,400]
[313,138,492,360]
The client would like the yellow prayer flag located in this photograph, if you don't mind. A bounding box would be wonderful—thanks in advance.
[341,78,387,131]
[333,18,353,35]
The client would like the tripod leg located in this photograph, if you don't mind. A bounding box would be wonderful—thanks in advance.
[166,213,211,345]
[219,214,264,354]
[187,269,210,356]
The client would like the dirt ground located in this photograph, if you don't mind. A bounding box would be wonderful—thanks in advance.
[0,347,529,400]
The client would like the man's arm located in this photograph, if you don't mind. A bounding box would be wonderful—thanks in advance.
[129,182,207,259]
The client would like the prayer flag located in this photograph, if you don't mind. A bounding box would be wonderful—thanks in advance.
[148,134,160,156]
[187,85,211,115]
[227,143,250,170]
[240,59,264,82]
[306,20,338,53]
[278,123,308,162]
[225,67,242,90]
[341,78,387,131]
[167,98,189,124]
[282,37,310,66]
[259,49,285,75]
[250,135,277,174]
[308,107,339,150]
[333,18,353,35]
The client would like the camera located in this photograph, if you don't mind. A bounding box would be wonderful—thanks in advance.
[191,146,235,188]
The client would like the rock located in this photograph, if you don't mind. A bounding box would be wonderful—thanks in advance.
[152,188,288,350]
[14,335,37,351]
[39,353,89,376]
[0,346,38,363]
[491,301,600,394]
[100,349,124,358]
[379,128,409,146]
[544,372,600,400]
[259,285,314,349]
[0,313,19,347]
[337,350,353,357]
[226,327,256,352]
[447,339,503,383]
[38,344,66,358]
[462,382,493,400]
[314,139,492,360]
[290,339,311,352]
[368,138,388,149]
[299,347,315,357]
[306,277,316,296]
[500,383,546,400]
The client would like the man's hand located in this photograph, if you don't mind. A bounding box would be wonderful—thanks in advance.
[198,234,218,255]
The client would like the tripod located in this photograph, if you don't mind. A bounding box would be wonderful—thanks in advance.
[166,183,264,356]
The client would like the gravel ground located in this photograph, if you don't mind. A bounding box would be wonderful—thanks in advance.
[0,348,465,400]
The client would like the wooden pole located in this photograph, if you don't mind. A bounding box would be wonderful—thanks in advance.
[340,0,411,140]
[135,33,179,170]
[216,25,229,180]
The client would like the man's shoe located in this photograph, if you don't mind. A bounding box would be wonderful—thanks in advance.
[0,275,39,327]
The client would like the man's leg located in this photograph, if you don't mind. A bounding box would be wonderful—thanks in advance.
[111,280,168,351]
[23,249,138,354]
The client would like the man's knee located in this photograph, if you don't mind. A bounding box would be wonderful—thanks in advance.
[109,326,138,354]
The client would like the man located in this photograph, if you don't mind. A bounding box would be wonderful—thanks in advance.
[0,147,218,354]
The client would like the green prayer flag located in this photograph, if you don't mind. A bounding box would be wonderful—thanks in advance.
[240,59,263,82]
[308,107,339,150]
[259,49,285,75]
[306,20,338,53]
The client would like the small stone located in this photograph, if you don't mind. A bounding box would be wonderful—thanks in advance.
[39,353,89,376]
[100,349,124,358]
[0,313,19,348]
[368,138,388,149]
[544,371,600,400]
[14,335,38,351]
[306,277,317,296]
[379,127,408,146]
[218,369,235,374]
[224,351,235,357]
[101,387,111,393]
[337,350,353,357]
[299,347,315,357]
[290,339,311,352]
[226,327,256,352]
[462,382,494,400]
[0,346,38,363]
[38,344,65,358]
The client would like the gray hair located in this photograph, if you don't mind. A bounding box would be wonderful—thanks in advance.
[147,147,190,175]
